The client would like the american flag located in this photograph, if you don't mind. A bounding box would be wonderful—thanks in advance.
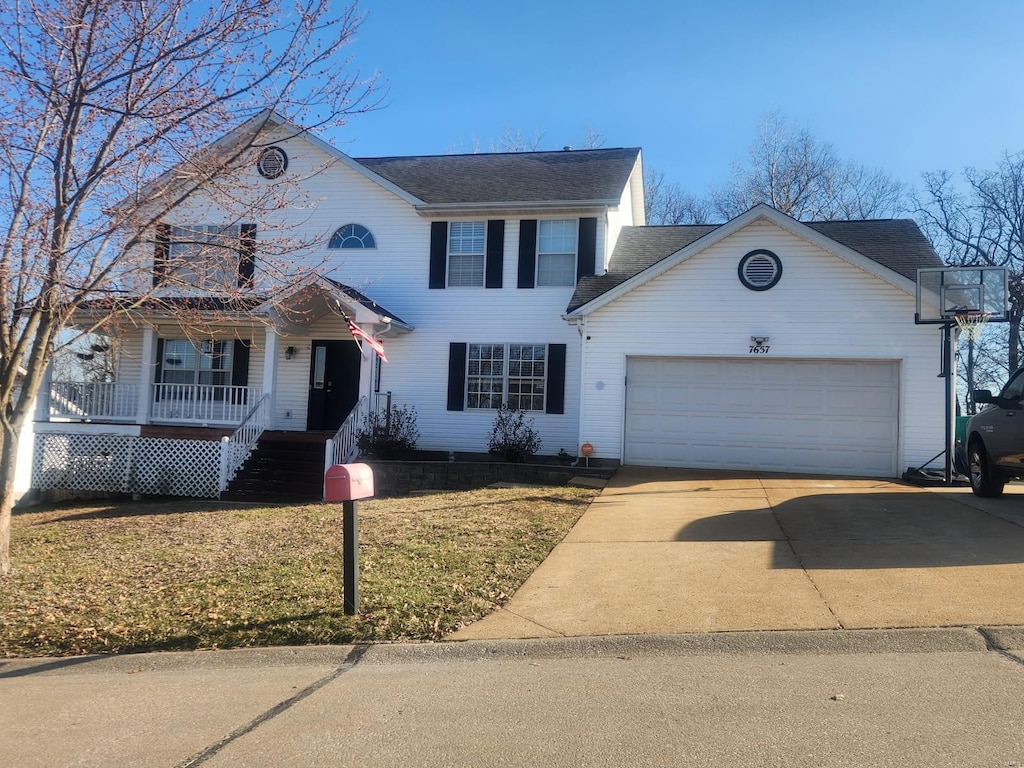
[346,318,388,362]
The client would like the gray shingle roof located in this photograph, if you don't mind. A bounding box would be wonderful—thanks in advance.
[323,278,410,327]
[567,218,944,313]
[356,148,641,205]
[803,219,944,281]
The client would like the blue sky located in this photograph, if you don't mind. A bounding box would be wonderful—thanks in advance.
[333,0,1024,198]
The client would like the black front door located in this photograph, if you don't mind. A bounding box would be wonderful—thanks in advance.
[307,340,361,431]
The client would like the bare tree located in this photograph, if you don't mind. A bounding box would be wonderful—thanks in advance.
[0,0,379,574]
[916,154,1024,377]
[713,109,907,221]
[449,125,604,155]
[644,170,714,225]
[492,125,546,152]
[576,125,605,150]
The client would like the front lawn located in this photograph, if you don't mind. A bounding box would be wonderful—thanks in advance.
[1,486,596,657]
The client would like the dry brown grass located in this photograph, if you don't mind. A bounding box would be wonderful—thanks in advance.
[1,485,596,657]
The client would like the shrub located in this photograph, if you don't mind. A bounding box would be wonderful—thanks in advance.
[487,403,542,463]
[357,403,419,459]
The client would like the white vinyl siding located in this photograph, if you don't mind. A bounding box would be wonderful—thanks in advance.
[577,219,944,476]
[107,129,606,454]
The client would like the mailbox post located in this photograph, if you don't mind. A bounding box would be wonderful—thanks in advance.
[324,463,375,615]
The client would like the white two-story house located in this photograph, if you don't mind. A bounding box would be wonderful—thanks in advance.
[31,111,948,500]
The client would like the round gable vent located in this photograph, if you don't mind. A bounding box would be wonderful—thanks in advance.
[738,249,782,291]
[257,146,288,179]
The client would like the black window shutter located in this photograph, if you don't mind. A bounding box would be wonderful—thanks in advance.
[238,224,256,288]
[429,222,448,289]
[231,339,251,387]
[153,338,165,401]
[546,344,566,415]
[485,220,504,289]
[447,342,467,411]
[517,219,537,289]
[232,339,251,406]
[577,217,597,282]
[153,224,170,287]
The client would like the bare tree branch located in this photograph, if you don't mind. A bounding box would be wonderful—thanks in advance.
[0,0,380,574]
[712,109,907,221]
[915,151,1024,384]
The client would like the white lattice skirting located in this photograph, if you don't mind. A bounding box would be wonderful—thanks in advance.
[33,433,222,498]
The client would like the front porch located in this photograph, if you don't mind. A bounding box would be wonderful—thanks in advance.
[47,381,260,426]
[34,276,410,500]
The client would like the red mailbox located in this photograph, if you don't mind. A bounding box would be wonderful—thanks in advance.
[324,463,375,501]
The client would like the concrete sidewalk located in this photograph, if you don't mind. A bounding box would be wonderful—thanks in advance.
[450,468,1024,640]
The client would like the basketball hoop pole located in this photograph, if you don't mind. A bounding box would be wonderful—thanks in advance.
[942,323,955,485]
[916,266,1008,485]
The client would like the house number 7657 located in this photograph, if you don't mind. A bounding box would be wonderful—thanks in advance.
[749,345,770,354]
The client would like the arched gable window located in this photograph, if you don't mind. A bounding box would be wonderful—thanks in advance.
[329,224,376,249]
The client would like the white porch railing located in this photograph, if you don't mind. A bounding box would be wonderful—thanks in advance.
[150,384,260,424]
[49,381,138,421]
[218,393,271,492]
[324,396,368,478]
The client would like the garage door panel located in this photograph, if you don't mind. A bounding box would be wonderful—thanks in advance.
[624,358,899,477]
[690,386,722,408]
[754,388,791,411]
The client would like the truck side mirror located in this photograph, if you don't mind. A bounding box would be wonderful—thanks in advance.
[973,389,994,405]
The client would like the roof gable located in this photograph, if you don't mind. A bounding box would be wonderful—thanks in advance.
[567,204,944,314]
[125,110,425,212]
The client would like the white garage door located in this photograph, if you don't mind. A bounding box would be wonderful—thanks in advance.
[624,358,899,477]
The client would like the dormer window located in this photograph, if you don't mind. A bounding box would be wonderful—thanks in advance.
[328,224,376,249]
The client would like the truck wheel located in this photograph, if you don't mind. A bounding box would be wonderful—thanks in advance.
[969,438,1005,498]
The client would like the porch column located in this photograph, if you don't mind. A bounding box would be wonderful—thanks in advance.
[137,326,156,425]
[262,327,279,425]
[34,360,53,421]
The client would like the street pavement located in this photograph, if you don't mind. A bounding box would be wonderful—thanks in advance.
[4,630,1024,767]
[6,469,1024,766]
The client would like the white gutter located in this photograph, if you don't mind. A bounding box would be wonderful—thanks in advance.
[414,199,619,216]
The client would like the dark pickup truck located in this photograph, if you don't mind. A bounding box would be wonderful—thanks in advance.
[966,368,1024,497]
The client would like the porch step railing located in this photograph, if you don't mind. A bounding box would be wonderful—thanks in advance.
[218,393,271,492]
[324,396,368,477]
[49,381,138,421]
[151,383,260,425]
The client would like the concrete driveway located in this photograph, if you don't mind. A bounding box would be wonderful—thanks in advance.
[450,467,1024,640]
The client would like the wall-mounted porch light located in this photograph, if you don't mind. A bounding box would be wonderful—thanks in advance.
[285,346,297,360]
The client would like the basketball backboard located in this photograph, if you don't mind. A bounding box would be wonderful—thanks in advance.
[915,266,1009,324]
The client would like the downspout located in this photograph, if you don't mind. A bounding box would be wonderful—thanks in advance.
[574,315,588,465]
[371,318,397,410]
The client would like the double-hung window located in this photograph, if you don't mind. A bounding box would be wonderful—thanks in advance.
[536,219,577,287]
[161,339,233,389]
[467,343,547,411]
[166,224,243,287]
[448,221,486,287]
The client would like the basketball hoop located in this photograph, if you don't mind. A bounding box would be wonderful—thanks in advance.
[953,310,991,342]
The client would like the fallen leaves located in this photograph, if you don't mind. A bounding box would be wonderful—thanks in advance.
[2,486,596,656]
